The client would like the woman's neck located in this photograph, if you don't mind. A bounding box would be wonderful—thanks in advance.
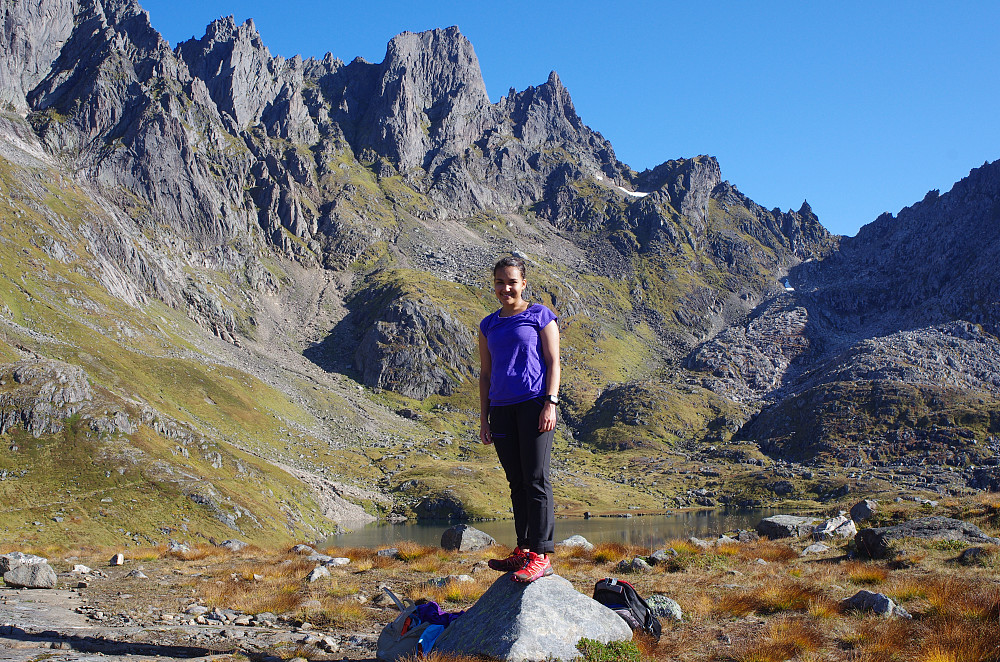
[500,300,529,317]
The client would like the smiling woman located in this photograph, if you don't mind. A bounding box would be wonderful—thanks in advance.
[477,255,560,583]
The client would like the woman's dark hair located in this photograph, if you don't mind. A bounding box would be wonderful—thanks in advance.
[493,255,526,279]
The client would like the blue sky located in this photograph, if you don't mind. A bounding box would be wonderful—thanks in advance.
[139,0,1000,237]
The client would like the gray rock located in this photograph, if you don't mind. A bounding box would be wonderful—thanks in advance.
[218,539,249,552]
[842,590,911,619]
[0,552,48,574]
[186,604,210,615]
[434,574,632,661]
[167,541,190,554]
[648,549,671,565]
[424,574,474,588]
[323,557,351,567]
[126,569,148,579]
[813,514,857,541]
[557,535,595,552]
[850,499,879,523]
[688,536,713,549]
[306,566,330,582]
[71,564,92,574]
[615,557,653,574]
[306,553,333,563]
[801,543,831,556]
[109,553,125,566]
[376,548,400,558]
[756,515,819,539]
[441,524,496,552]
[291,544,317,555]
[855,516,1000,559]
[4,562,57,588]
[647,595,682,622]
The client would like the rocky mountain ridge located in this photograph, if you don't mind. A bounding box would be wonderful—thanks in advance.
[0,0,997,545]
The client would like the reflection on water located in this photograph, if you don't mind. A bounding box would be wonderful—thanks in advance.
[321,509,787,551]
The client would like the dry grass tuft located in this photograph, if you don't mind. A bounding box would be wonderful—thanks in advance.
[591,541,641,564]
[845,561,890,586]
[200,576,302,615]
[409,577,488,605]
[737,540,799,562]
[715,581,828,617]
[924,577,1000,621]
[729,617,823,662]
[295,597,368,629]
[395,540,439,562]
[399,652,496,662]
[840,618,922,662]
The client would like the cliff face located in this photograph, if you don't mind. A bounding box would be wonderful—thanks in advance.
[1,0,998,543]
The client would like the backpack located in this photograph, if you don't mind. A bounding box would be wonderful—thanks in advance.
[375,589,444,661]
[592,577,662,641]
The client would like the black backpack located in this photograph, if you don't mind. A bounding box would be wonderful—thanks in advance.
[592,577,662,641]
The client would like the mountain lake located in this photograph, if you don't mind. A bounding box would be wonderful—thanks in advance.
[321,509,792,550]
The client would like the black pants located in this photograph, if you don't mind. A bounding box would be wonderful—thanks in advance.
[489,397,554,554]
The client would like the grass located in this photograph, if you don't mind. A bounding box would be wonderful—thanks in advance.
[715,581,830,617]
[845,561,890,586]
[726,617,823,662]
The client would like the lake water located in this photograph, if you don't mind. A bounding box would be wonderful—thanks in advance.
[320,509,786,551]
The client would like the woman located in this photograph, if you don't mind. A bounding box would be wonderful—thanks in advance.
[478,255,560,583]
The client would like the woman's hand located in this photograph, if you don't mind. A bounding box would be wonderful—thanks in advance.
[538,401,557,432]
[480,420,493,445]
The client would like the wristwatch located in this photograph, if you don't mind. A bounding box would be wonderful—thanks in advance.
[544,394,559,405]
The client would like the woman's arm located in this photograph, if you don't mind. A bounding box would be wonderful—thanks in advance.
[478,328,493,445]
[538,319,560,432]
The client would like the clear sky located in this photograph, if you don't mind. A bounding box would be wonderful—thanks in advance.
[138,0,1000,238]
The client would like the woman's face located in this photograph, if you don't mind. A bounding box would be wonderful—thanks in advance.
[494,266,526,305]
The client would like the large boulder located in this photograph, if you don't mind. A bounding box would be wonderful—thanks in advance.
[855,516,1000,559]
[441,525,496,552]
[4,563,57,589]
[756,515,818,539]
[434,574,632,661]
[0,552,48,574]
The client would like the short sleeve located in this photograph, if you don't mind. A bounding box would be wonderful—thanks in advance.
[534,304,557,328]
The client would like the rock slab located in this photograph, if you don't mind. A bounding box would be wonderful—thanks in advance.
[441,524,496,552]
[756,515,818,539]
[855,516,1000,559]
[850,499,878,523]
[434,574,632,661]
[0,552,48,574]
[4,563,57,589]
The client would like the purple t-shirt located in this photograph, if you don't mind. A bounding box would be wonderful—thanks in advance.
[480,303,557,406]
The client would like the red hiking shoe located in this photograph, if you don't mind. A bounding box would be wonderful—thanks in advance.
[511,552,553,583]
[488,547,529,572]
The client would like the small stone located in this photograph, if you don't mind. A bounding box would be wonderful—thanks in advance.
[647,595,683,621]
[186,605,209,615]
[323,557,351,567]
[850,499,879,523]
[306,566,330,582]
[556,535,594,552]
[842,590,911,619]
[218,539,249,552]
[648,549,671,565]
[441,525,496,552]
[376,547,400,558]
[71,564,92,574]
[126,569,147,579]
[109,553,124,566]
[290,544,316,555]
[801,543,831,556]
[425,574,474,587]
